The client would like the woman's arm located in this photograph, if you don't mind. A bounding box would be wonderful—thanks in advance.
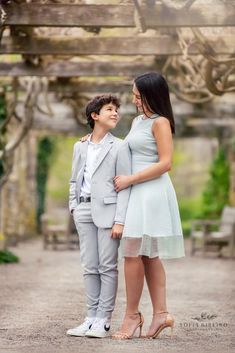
[114,117,173,191]
[80,133,91,142]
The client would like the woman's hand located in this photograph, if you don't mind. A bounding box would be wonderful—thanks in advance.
[80,134,91,142]
[113,175,133,192]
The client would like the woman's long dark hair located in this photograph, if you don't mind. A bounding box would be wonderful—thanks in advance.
[134,72,175,134]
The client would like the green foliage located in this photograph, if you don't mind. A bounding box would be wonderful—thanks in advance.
[0,250,19,264]
[47,136,78,204]
[200,147,230,218]
[0,94,6,123]
[179,146,231,236]
[172,146,189,167]
[179,196,203,236]
[36,137,57,230]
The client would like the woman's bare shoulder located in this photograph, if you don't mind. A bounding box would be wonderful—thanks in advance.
[152,117,172,136]
[153,116,170,125]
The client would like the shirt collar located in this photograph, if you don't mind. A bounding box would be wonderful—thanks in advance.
[88,133,109,146]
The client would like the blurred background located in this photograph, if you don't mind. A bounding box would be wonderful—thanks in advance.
[0,0,234,258]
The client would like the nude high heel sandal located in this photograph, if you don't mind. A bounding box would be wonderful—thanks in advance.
[147,311,174,339]
[112,312,144,340]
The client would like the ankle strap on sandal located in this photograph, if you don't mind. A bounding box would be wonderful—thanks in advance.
[126,312,142,319]
[153,311,168,315]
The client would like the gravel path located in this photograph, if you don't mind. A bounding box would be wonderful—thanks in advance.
[0,238,234,353]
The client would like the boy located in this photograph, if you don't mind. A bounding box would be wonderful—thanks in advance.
[67,95,131,338]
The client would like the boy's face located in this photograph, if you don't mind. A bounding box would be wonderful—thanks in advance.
[92,103,119,130]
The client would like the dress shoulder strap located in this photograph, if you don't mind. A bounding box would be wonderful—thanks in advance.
[150,113,160,119]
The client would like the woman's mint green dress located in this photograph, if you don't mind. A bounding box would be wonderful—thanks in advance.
[120,114,185,259]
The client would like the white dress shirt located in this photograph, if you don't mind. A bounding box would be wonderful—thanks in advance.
[80,133,108,197]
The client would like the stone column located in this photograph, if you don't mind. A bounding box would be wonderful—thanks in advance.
[0,132,38,246]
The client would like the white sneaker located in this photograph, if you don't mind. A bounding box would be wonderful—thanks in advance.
[66,317,96,337]
[85,317,111,338]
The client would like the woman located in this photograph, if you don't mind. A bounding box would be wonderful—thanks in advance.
[112,72,185,339]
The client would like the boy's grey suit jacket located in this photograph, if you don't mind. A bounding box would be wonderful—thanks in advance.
[69,132,132,228]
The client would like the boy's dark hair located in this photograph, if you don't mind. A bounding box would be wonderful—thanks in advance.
[86,94,120,129]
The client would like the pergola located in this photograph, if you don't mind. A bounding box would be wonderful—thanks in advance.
[0,0,235,244]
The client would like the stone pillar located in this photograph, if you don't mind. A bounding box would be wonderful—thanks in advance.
[0,132,38,246]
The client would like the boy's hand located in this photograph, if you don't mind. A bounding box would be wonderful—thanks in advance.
[111,224,124,239]
[80,134,91,142]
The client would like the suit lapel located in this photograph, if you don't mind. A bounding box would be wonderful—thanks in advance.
[92,133,114,175]
[77,141,88,179]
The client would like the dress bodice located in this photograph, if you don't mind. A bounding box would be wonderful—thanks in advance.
[125,114,159,172]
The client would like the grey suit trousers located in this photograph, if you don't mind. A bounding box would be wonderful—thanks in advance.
[73,202,120,320]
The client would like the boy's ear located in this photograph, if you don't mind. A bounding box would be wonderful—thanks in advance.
[91,112,98,121]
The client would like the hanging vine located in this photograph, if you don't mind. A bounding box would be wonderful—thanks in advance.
[162,28,235,103]
[0,77,52,187]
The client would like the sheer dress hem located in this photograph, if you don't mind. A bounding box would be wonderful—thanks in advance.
[119,234,185,259]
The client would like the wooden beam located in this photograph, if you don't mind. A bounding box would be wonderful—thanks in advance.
[4,4,134,28]
[49,81,132,94]
[15,80,132,93]
[0,61,161,77]
[3,3,235,27]
[1,36,234,55]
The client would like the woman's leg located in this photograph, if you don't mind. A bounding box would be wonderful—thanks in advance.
[143,256,166,312]
[113,256,145,336]
[142,256,169,336]
[125,257,144,313]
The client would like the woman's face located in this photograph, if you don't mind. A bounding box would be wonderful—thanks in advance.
[132,84,143,112]
[132,83,152,116]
